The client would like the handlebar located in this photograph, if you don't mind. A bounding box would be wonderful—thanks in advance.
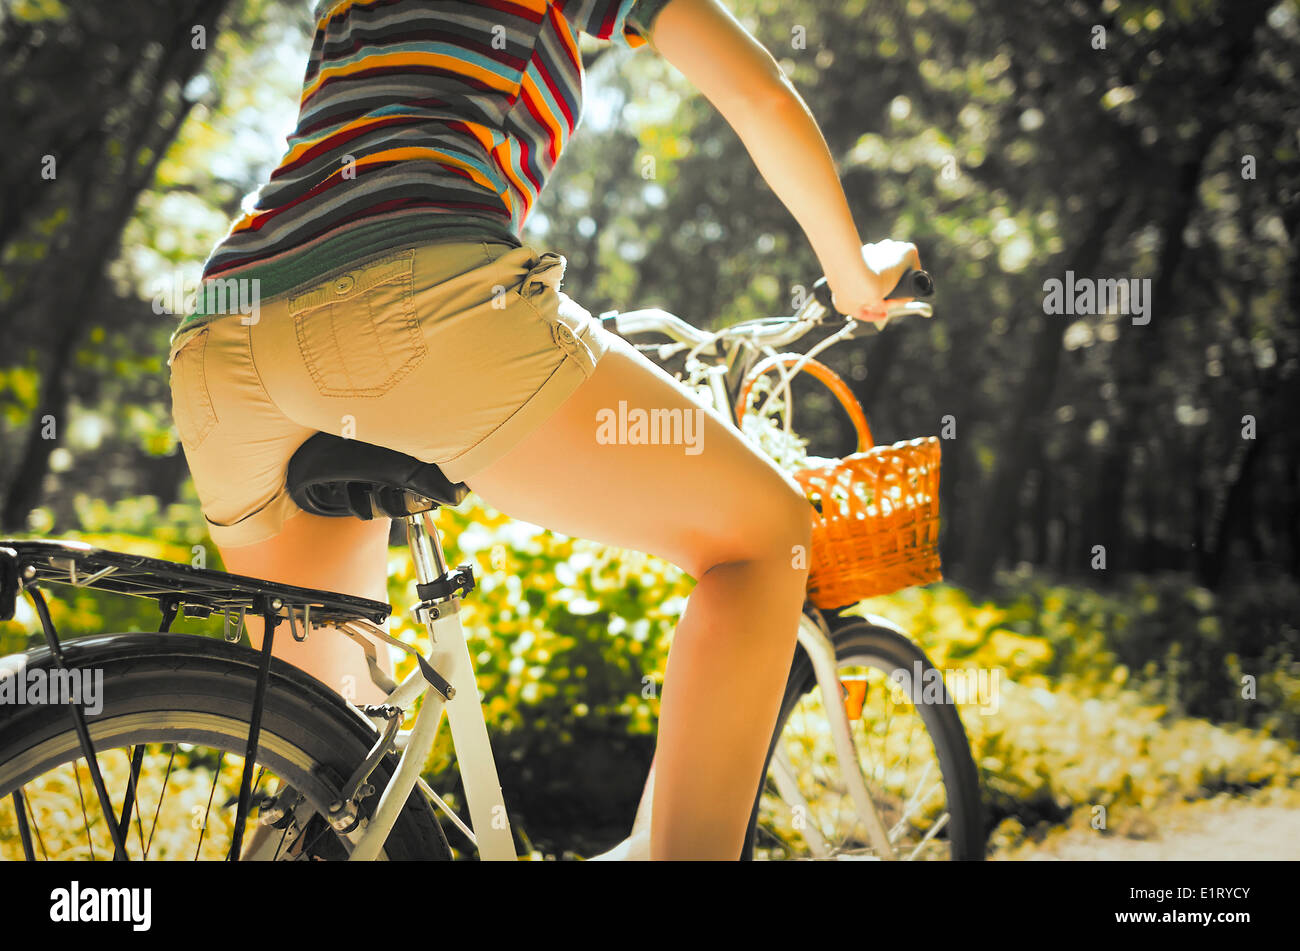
[604,266,936,351]
[608,308,717,347]
[811,267,935,316]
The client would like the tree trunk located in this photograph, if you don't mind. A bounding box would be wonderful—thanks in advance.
[956,199,1122,591]
[0,0,231,531]
[1201,436,1264,588]
[0,327,77,530]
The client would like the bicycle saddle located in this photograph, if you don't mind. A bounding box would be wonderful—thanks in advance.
[286,433,469,520]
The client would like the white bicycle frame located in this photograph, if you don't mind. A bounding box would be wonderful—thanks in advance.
[340,292,932,861]
[344,510,517,861]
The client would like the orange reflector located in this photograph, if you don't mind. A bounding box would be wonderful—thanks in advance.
[840,676,868,721]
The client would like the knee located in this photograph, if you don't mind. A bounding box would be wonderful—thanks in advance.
[696,474,813,581]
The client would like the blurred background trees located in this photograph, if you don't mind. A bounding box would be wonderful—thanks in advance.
[3,0,1296,594]
[1,0,1298,853]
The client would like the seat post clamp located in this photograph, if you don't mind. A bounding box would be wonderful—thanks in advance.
[414,564,475,605]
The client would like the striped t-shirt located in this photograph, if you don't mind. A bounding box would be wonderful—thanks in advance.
[174,0,673,339]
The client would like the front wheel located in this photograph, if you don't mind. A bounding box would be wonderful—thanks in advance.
[745,616,985,860]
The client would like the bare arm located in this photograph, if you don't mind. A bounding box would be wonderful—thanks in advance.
[646,0,918,319]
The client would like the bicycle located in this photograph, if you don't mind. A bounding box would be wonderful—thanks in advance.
[0,257,983,861]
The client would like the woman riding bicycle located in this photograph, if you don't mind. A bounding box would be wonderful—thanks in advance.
[168,0,921,860]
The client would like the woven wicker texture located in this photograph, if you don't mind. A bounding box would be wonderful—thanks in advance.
[793,436,943,608]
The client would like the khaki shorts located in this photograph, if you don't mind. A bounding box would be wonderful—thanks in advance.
[168,240,615,548]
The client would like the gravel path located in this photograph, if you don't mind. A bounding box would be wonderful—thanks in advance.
[996,799,1300,861]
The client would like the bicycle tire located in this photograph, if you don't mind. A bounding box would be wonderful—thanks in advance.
[0,633,450,860]
[743,616,985,860]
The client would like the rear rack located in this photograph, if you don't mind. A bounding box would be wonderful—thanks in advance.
[0,537,393,861]
[0,538,391,630]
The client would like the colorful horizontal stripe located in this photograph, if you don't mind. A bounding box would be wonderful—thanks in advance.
[175,0,673,339]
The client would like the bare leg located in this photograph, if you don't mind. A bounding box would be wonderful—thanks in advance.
[217,512,394,706]
[209,331,808,859]
[209,514,392,859]
[467,336,810,859]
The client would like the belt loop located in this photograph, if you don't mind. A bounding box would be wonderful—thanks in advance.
[521,251,566,297]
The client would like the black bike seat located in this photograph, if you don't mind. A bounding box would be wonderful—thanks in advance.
[286,433,469,520]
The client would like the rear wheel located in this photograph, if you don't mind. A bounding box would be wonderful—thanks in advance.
[746,617,985,860]
[0,633,450,860]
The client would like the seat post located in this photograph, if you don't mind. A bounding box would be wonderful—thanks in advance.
[392,509,510,860]
[404,510,448,588]
[360,507,509,860]
[404,506,477,636]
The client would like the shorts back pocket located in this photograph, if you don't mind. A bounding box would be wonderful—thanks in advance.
[290,249,424,398]
[169,327,217,449]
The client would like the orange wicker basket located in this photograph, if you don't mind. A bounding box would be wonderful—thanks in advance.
[737,354,943,609]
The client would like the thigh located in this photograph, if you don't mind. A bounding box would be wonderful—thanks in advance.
[464,334,809,579]
[218,510,393,705]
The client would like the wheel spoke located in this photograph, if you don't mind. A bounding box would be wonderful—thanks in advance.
[194,750,226,860]
[902,708,917,792]
[143,745,178,859]
[297,816,335,860]
[11,789,37,861]
[117,746,146,859]
[904,811,949,861]
[23,788,51,860]
[72,760,96,861]
[271,819,293,861]
[890,760,937,842]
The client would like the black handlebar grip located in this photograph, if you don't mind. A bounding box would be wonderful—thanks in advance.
[812,268,934,317]
[894,269,935,299]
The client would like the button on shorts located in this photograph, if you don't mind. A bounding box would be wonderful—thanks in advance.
[167,240,615,548]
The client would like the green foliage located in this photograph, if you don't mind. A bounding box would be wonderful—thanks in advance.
[5,511,1297,853]
[852,574,1300,738]
[973,680,1299,849]
[847,576,1300,847]
[395,501,692,846]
